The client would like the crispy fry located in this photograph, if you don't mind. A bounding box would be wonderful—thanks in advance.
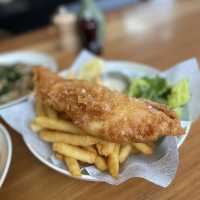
[54,153,81,176]
[53,143,96,164]
[95,156,107,171]
[64,156,81,177]
[35,97,45,117]
[132,143,153,155]
[34,117,85,135]
[96,141,115,156]
[40,130,100,146]
[119,144,132,163]
[84,146,97,154]
[44,105,58,119]
[84,146,107,171]
[30,121,43,132]
[108,144,120,178]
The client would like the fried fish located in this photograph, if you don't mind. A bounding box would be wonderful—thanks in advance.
[33,67,184,144]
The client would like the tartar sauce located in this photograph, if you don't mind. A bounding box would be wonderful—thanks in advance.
[102,76,128,92]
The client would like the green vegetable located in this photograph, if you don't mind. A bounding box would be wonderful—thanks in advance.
[128,76,171,104]
[168,79,190,108]
[128,76,190,118]
[128,78,150,97]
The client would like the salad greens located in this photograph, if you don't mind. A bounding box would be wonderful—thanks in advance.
[128,76,171,104]
[128,76,191,117]
[168,79,190,108]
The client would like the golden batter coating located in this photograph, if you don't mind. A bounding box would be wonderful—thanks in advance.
[33,67,184,144]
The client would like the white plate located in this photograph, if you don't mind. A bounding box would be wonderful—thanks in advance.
[0,124,12,188]
[20,60,191,181]
[0,51,58,109]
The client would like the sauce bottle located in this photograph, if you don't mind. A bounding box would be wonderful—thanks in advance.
[77,0,105,55]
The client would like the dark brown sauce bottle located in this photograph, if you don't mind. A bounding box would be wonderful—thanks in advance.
[77,0,105,55]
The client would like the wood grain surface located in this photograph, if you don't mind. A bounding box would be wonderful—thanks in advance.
[0,0,200,199]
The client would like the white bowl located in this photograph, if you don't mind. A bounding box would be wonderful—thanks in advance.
[0,124,12,188]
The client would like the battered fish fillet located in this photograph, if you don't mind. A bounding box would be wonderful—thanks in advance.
[33,67,184,144]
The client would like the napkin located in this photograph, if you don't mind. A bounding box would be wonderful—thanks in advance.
[1,51,200,187]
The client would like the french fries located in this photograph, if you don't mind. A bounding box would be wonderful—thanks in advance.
[132,143,153,155]
[108,144,120,178]
[30,98,156,178]
[53,143,96,164]
[84,146,107,171]
[40,130,100,146]
[64,156,81,177]
[119,144,132,163]
[84,146,97,154]
[55,153,81,176]
[96,141,115,156]
[34,117,85,135]
[95,156,107,171]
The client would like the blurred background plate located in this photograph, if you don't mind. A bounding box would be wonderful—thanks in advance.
[0,51,58,109]
[0,124,12,188]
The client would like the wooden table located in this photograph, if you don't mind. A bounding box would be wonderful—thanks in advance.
[1,0,200,199]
